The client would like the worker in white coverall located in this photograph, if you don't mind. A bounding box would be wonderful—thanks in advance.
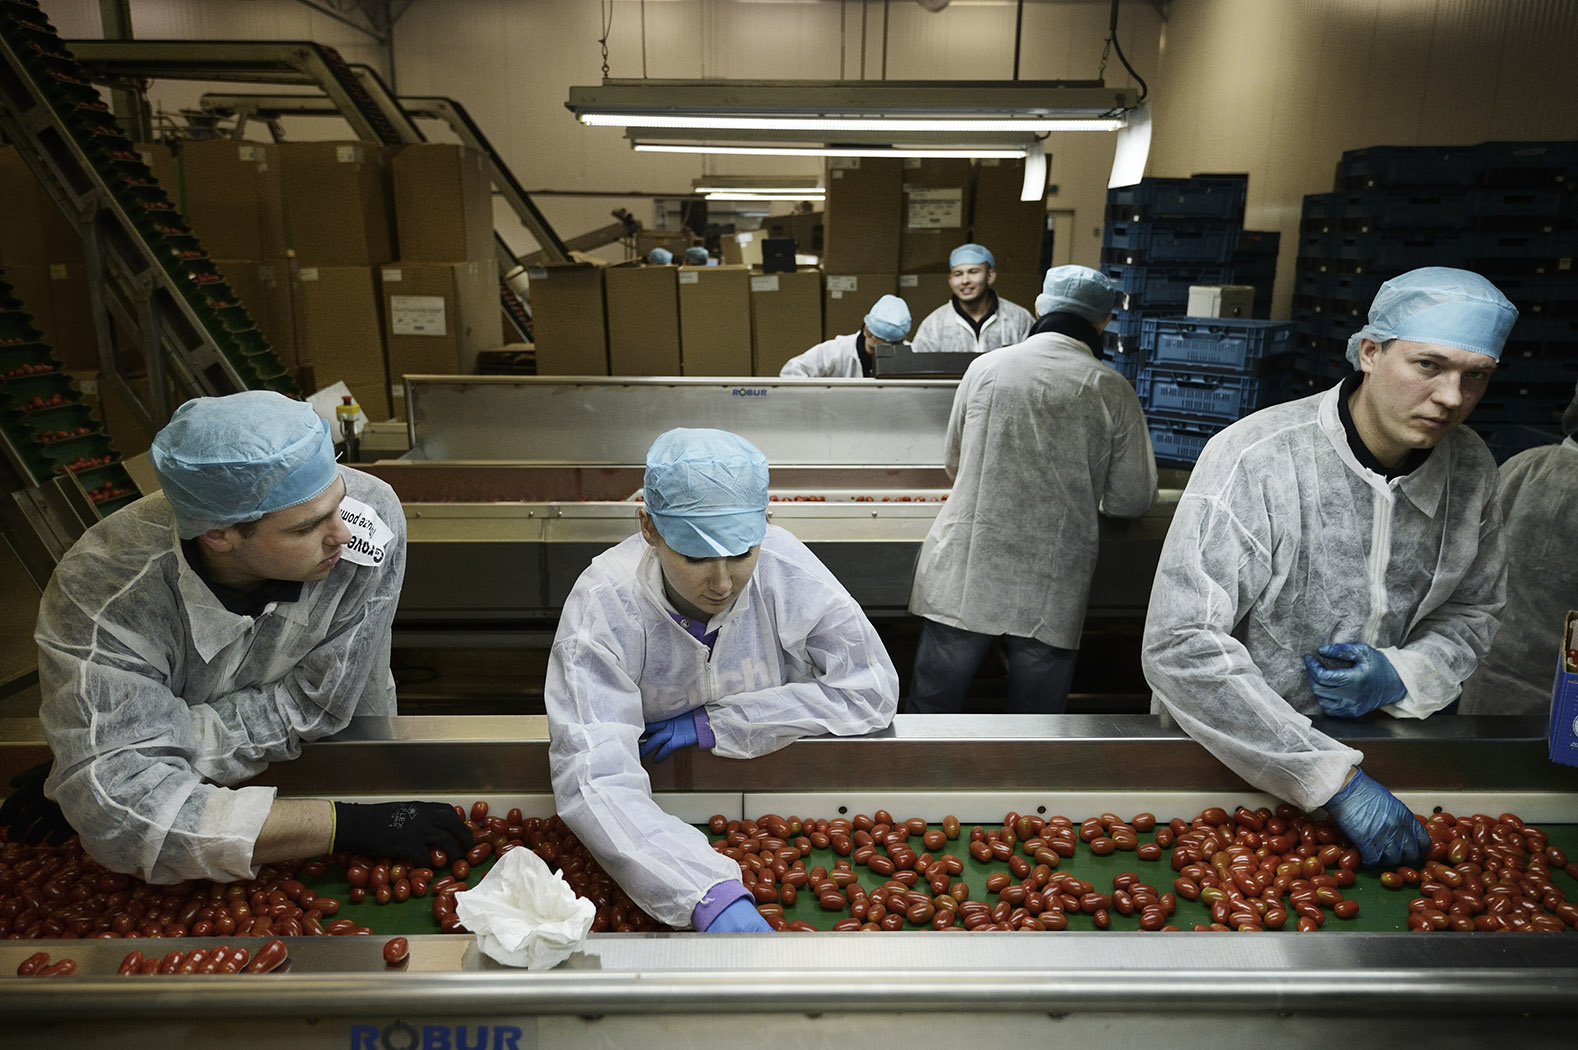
[779,294,911,378]
[1142,267,1517,867]
[545,428,898,932]
[909,243,1033,355]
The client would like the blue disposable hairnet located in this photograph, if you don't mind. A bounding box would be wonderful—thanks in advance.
[150,391,338,539]
[646,247,673,265]
[864,294,912,342]
[949,243,995,269]
[683,247,710,265]
[1035,265,1119,325]
[1563,381,1578,437]
[1344,267,1518,367]
[643,428,769,558]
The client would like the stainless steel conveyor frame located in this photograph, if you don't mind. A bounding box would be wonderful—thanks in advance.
[1,714,1576,1049]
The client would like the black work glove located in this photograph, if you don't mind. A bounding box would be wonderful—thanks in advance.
[332,801,469,864]
[0,761,75,846]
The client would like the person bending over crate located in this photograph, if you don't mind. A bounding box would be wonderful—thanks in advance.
[1142,267,1516,868]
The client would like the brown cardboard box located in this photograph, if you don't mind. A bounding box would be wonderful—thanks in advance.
[899,158,973,273]
[0,146,82,267]
[678,265,752,376]
[897,272,952,333]
[822,273,897,341]
[528,263,608,375]
[292,265,391,419]
[970,157,1046,276]
[135,142,179,197]
[278,142,395,266]
[604,263,681,376]
[761,211,823,256]
[992,272,1041,316]
[821,158,901,273]
[636,230,691,260]
[215,258,298,374]
[720,230,766,267]
[177,139,288,260]
[381,260,503,413]
[748,271,823,376]
[392,143,494,264]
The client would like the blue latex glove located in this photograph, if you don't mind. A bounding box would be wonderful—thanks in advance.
[1303,642,1406,717]
[639,710,703,762]
[703,897,772,933]
[1324,768,1430,867]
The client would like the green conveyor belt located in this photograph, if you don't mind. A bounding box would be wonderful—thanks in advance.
[291,819,1578,937]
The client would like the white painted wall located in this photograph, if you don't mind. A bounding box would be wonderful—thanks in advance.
[37,0,1577,313]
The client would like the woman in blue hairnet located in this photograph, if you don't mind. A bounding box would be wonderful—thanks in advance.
[9,391,468,883]
[1143,267,1516,868]
[1458,382,1578,715]
[779,294,912,378]
[545,428,899,933]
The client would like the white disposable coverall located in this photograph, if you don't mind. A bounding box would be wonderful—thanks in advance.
[779,331,869,377]
[910,297,1032,355]
[909,330,1158,648]
[36,467,404,883]
[1458,437,1578,715]
[545,524,898,929]
[1142,385,1506,811]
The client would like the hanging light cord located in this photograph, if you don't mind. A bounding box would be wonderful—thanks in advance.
[598,0,613,80]
[1100,0,1149,103]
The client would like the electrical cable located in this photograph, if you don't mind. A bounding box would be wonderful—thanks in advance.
[599,0,613,80]
[1105,0,1148,103]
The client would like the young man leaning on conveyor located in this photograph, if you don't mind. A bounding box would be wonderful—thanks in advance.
[908,243,1033,355]
[0,392,469,884]
[1142,268,1517,869]
[544,428,899,933]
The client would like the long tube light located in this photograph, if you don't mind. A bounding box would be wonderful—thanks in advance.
[584,113,1124,133]
[704,192,827,202]
[636,142,1030,159]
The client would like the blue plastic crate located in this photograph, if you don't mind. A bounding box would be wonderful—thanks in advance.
[1337,145,1484,189]
[1148,415,1227,467]
[1496,346,1578,385]
[1234,229,1282,260]
[1107,177,1248,223]
[1141,318,1297,372]
[1110,307,1148,344]
[1336,231,1469,270]
[1477,423,1563,464]
[1473,187,1570,218]
[1137,368,1283,424]
[1478,140,1578,188]
[1102,350,1142,381]
[1341,188,1474,228]
[1301,192,1348,222]
[1103,263,1232,309]
[1102,221,1239,265]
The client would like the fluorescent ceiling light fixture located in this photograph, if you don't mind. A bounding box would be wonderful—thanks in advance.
[638,142,1028,159]
[568,79,1135,131]
[583,113,1122,132]
[704,192,827,202]
[692,175,823,194]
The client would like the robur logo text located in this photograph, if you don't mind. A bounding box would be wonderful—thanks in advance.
[347,1022,526,1050]
[730,387,768,397]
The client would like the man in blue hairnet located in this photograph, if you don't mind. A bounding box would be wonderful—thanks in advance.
[545,428,898,933]
[683,246,711,266]
[908,266,1157,713]
[1458,381,1578,715]
[3,391,468,883]
[909,243,1033,355]
[1143,267,1517,868]
[779,294,912,377]
[646,247,674,265]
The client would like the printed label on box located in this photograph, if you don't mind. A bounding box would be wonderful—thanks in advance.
[529,268,548,280]
[899,275,919,287]
[239,144,263,163]
[299,268,320,281]
[750,276,781,293]
[906,188,963,229]
[679,271,699,284]
[391,294,447,336]
[828,158,861,171]
[382,268,404,282]
[336,145,363,164]
[826,276,858,293]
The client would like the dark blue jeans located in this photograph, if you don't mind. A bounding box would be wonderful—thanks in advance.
[907,618,1078,714]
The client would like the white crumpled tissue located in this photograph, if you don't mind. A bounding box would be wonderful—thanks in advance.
[453,845,596,969]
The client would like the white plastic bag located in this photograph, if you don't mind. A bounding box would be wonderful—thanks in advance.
[453,846,596,969]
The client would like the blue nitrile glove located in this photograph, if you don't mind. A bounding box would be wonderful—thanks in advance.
[639,710,705,762]
[1303,642,1406,717]
[1324,768,1430,868]
[703,897,772,932]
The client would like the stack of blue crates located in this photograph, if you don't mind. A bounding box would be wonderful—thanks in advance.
[1292,139,1578,461]
[1101,177,1249,379]
[1137,317,1299,468]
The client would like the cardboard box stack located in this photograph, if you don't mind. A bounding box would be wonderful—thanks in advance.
[678,265,752,375]
[529,263,610,375]
[749,272,823,376]
[280,141,397,418]
[605,263,682,375]
[384,143,502,415]
[0,146,99,372]
[823,273,897,342]
[970,156,1047,312]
